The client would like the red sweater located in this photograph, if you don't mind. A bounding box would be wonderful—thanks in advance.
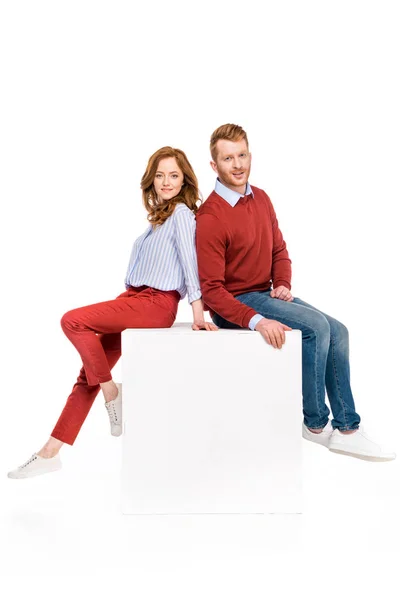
[195,185,291,328]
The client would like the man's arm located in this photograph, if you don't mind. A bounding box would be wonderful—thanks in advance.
[195,213,257,329]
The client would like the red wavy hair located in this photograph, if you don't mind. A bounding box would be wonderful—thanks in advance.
[141,147,202,227]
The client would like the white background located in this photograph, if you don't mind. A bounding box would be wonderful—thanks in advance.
[1,1,399,598]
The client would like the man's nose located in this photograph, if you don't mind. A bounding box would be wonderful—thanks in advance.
[232,156,242,169]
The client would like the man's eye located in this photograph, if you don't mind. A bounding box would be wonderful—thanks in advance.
[240,153,247,158]
[225,157,231,161]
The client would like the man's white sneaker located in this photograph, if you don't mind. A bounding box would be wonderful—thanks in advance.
[7,453,62,479]
[105,382,122,437]
[302,420,333,448]
[329,425,396,461]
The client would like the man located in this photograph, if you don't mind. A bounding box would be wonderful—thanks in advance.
[195,123,395,461]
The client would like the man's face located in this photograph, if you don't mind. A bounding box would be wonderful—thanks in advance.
[211,138,252,193]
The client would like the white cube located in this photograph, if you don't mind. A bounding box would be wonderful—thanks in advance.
[121,324,303,514]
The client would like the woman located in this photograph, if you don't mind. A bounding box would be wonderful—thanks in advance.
[8,147,217,479]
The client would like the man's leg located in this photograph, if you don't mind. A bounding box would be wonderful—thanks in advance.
[214,290,358,431]
[212,292,395,460]
[292,297,361,431]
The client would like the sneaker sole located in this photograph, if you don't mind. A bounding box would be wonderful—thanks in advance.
[7,465,62,479]
[329,448,396,461]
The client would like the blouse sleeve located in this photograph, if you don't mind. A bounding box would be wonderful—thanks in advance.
[174,206,202,304]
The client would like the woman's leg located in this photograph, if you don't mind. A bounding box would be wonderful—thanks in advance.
[47,332,122,448]
[36,332,121,456]
[7,288,179,478]
[37,437,64,458]
[50,287,179,447]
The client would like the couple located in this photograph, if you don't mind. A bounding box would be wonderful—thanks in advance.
[8,123,395,479]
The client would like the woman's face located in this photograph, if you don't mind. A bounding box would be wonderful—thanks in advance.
[153,157,184,202]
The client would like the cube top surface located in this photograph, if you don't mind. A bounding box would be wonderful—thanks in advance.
[122,323,301,337]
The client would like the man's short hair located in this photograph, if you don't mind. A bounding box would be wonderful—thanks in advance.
[210,123,249,161]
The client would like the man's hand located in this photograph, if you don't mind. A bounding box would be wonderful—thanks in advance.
[270,286,293,302]
[255,317,292,349]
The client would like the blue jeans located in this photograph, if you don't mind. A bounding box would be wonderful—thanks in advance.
[212,290,361,431]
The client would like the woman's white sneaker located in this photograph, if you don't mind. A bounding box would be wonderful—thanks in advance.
[329,426,396,461]
[105,382,122,436]
[7,453,62,479]
[302,420,333,448]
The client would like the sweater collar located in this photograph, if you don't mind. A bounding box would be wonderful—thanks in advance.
[214,178,254,207]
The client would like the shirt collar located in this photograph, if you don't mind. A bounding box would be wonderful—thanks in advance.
[214,178,254,207]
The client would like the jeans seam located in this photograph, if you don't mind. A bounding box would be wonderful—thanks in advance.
[331,334,349,429]
[315,328,322,423]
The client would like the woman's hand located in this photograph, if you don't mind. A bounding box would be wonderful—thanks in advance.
[191,299,218,331]
[192,319,219,331]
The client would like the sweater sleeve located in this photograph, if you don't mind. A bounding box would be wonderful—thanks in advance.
[195,212,257,328]
[267,196,292,290]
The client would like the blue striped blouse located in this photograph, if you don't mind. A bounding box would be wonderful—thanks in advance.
[124,203,202,304]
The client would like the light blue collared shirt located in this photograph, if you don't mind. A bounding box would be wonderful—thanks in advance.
[125,203,202,304]
[214,178,264,331]
[215,178,254,207]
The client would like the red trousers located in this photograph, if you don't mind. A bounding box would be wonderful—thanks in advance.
[52,286,180,445]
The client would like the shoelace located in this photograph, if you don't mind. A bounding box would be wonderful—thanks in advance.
[105,400,119,424]
[19,454,38,469]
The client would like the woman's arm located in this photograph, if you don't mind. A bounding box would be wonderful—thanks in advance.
[191,298,217,331]
[174,206,202,304]
[174,207,218,331]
